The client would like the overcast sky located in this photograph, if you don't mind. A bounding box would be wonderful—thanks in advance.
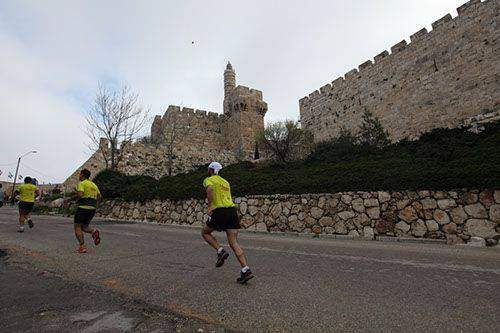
[0,0,465,183]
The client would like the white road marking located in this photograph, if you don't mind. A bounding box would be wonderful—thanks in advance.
[246,245,500,275]
[102,230,143,237]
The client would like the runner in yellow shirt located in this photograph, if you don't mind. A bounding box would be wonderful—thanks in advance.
[14,177,40,232]
[201,161,254,284]
[73,169,102,254]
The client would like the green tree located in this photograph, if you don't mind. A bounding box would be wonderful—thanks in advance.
[256,120,314,164]
[358,110,390,148]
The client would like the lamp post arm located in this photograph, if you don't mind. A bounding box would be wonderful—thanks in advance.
[10,157,21,205]
[10,150,36,205]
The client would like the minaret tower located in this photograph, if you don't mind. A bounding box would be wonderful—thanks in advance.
[223,62,236,113]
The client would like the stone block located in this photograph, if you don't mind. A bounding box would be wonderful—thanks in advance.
[449,206,468,225]
[352,198,365,213]
[425,220,439,232]
[395,221,411,234]
[467,236,486,247]
[399,206,418,222]
[363,227,375,240]
[338,211,355,220]
[366,207,380,219]
[378,191,391,203]
[465,219,497,239]
[421,198,437,210]
[464,203,488,219]
[364,198,379,207]
[411,219,427,237]
[489,205,500,222]
[310,207,324,219]
[334,221,348,235]
[437,199,457,210]
[319,216,334,227]
[433,209,450,225]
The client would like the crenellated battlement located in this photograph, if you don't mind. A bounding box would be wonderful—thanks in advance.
[300,0,498,142]
[300,0,494,105]
[162,105,223,121]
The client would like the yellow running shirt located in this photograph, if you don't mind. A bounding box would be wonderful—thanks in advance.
[76,179,101,210]
[203,175,235,209]
[18,183,38,203]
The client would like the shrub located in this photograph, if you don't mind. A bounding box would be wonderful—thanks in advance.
[94,122,500,202]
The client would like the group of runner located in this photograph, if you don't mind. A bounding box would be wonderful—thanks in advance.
[12,162,253,284]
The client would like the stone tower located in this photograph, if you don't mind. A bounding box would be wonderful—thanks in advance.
[222,62,267,157]
[223,62,236,114]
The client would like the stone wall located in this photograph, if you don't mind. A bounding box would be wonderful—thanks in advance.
[63,139,237,190]
[299,0,499,142]
[151,105,225,151]
[97,189,500,245]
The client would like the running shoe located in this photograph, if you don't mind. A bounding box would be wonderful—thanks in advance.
[236,269,254,284]
[27,219,34,228]
[215,249,229,268]
[92,229,101,246]
[76,245,87,254]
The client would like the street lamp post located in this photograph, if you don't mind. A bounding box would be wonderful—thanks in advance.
[10,150,37,205]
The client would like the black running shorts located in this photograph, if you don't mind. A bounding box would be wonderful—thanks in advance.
[74,207,96,227]
[207,207,241,231]
[18,201,34,215]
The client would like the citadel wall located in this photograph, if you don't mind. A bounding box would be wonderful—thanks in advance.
[63,138,238,190]
[300,0,499,142]
[151,105,224,151]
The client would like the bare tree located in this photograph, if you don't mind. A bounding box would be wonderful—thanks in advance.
[86,83,150,170]
[256,120,314,164]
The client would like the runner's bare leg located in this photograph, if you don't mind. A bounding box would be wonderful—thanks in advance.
[226,229,247,268]
[74,224,85,245]
[18,213,26,228]
[202,225,220,250]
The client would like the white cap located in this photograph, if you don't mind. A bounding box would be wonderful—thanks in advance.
[208,161,222,174]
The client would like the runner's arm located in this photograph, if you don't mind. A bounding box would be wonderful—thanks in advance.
[206,186,214,214]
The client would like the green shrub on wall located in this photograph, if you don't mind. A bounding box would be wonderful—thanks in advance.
[94,122,500,202]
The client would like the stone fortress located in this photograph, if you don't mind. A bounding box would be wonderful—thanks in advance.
[64,63,267,188]
[150,62,267,155]
[65,0,498,188]
[300,0,499,142]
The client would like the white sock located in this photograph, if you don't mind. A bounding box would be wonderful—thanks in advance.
[241,266,250,273]
[217,247,224,254]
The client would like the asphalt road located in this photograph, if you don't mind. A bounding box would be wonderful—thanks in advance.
[0,255,228,333]
[0,207,499,332]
